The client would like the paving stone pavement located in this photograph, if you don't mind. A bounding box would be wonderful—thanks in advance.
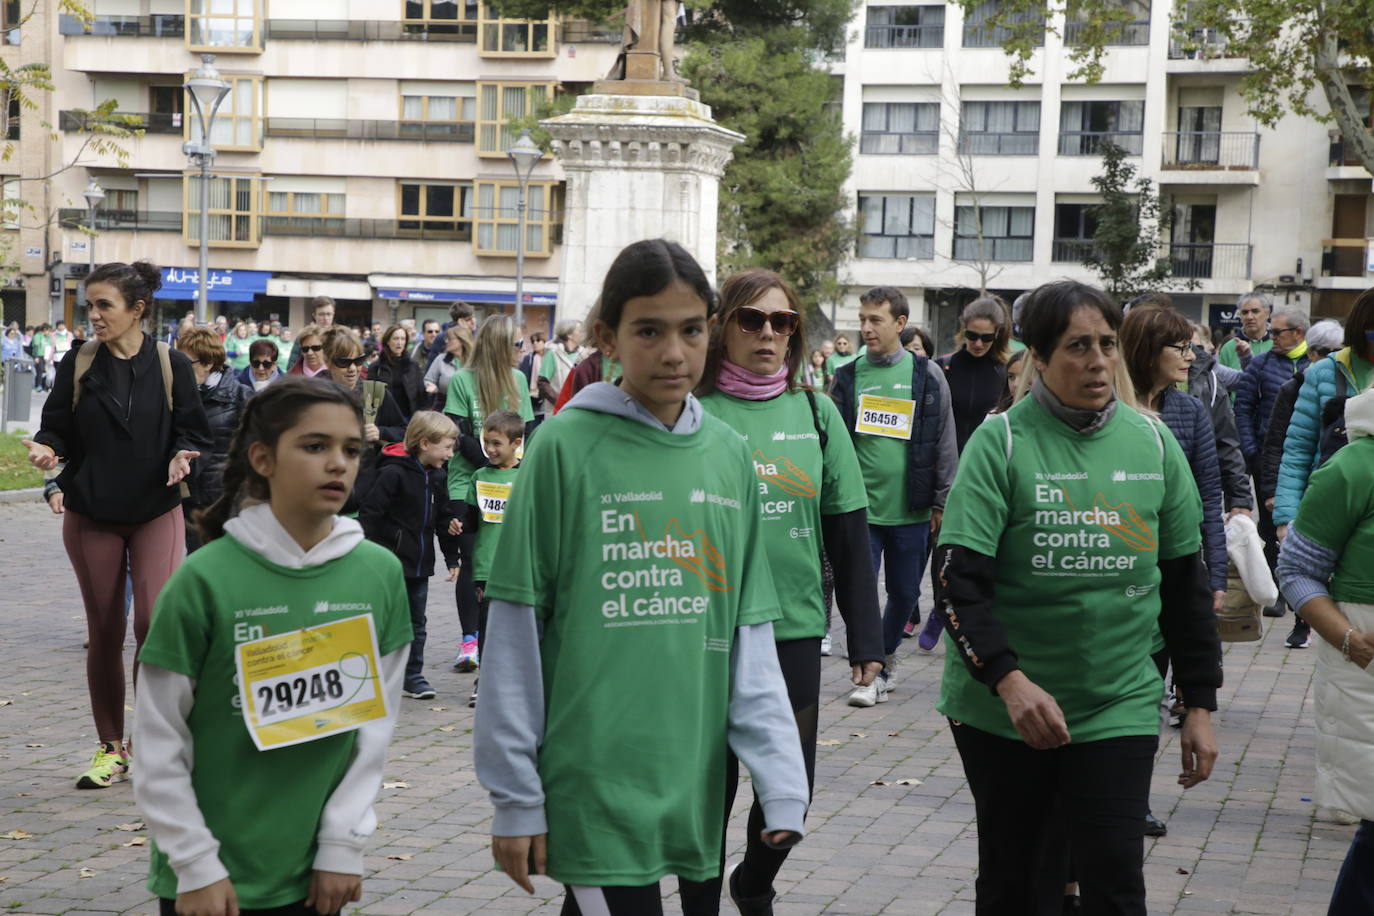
[0,499,1352,915]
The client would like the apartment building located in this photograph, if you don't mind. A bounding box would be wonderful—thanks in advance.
[837,1,1369,349]
[2,0,619,334]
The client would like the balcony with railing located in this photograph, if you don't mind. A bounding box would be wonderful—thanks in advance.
[1160,131,1260,179]
[860,130,938,155]
[1168,22,1250,65]
[558,20,621,43]
[265,118,475,142]
[958,131,1039,156]
[58,13,184,37]
[1058,131,1143,156]
[58,209,181,232]
[1167,242,1252,279]
[59,110,182,134]
[953,237,1034,261]
[864,23,944,49]
[1051,238,1098,263]
[59,14,492,41]
[1064,20,1149,47]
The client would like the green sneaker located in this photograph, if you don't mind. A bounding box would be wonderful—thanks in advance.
[76,743,129,790]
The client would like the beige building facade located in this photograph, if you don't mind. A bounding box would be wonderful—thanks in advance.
[3,0,620,336]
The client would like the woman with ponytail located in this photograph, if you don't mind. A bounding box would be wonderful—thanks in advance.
[24,260,211,790]
[133,376,411,916]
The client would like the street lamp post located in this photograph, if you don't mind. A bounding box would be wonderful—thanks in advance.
[81,179,104,333]
[183,53,230,324]
[507,129,541,333]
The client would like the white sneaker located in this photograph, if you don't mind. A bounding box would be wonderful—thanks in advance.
[847,677,889,707]
[820,634,832,656]
[883,653,899,692]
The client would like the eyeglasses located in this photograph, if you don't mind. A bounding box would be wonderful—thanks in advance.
[1270,325,1299,337]
[735,306,799,336]
[251,359,275,369]
[301,344,323,353]
[331,355,368,368]
[1164,342,1193,358]
[964,330,998,344]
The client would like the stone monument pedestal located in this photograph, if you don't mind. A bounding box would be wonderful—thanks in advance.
[542,91,743,324]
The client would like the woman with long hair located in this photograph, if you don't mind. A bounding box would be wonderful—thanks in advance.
[444,315,534,670]
[321,326,407,514]
[370,323,427,420]
[424,325,472,409]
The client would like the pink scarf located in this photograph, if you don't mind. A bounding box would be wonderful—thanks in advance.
[717,359,788,400]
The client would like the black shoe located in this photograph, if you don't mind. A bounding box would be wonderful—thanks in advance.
[1063,895,1082,914]
[727,862,775,915]
[1144,813,1168,837]
[1285,620,1311,649]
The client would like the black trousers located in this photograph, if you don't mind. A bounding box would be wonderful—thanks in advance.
[560,880,713,916]
[687,637,820,915]
[160,900,336,916]
[454,526,479,635]
[951,721,1157,916]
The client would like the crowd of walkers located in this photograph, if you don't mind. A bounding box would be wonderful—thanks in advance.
[19,247,1374,916]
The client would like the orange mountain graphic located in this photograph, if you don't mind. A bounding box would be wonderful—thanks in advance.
[1059,488,1157,552]
[663,517,731,592]
[751,449,817,499]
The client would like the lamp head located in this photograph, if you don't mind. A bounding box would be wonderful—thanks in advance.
[185,53,231,145]
[507,128,542,182]
[83,179,105,210]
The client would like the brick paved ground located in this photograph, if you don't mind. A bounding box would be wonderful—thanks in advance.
[0,499,1352,915]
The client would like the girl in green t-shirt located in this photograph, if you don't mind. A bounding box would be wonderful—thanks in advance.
[133,377,412,916]
[474,240,809,916]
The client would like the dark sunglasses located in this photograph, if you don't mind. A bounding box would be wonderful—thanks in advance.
[964,330,998,344]
[250,359,275,369]
[331,355,368,368]
[735,306,799,336]
[300,344,323,353]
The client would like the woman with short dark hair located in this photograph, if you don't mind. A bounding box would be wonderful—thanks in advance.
[237,337,283,392]
[934,279,1221,914]
[369,323,426,420]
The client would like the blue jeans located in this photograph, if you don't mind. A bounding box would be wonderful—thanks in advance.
[403,577,429,688]
[868,521,932,657]
[1330,820,1374,915]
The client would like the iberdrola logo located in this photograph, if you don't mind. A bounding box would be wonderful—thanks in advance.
[1111,470,1127,482]
[690,488,706,503]
[313,601,330,614]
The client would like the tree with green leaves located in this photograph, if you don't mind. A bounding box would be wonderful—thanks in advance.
[960,0,1374,176]
[1082,141,1189,302]
[491,0,857,317]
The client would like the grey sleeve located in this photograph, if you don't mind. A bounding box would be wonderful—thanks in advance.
[1208,384,1252,511]
[473,598,548,837]
[728,622,809,844]
[1215,363,1244,393]
[424,358,443,387]
[927,361,959,509]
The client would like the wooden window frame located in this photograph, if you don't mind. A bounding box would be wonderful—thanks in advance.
[184,73,263,153]
[397,180,473,240]
[402,0,479,38]
[186,0,263,53]
[182,173,261,249]
[263,187,346,235]
[473,179,558,258]
[475,81,552,158]
[477,2,556,58]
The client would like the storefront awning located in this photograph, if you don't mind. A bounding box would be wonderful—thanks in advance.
[155,268,271,303]
[374,288,556,306]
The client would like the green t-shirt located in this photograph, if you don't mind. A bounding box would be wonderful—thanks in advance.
[538,347,580,383]
[465,464,521,582]
[444,367,535,500]
[138,534,412,909]
[699,389,868,639]
[849,352,932,526]
[1217,335,1273,371]
[485,406,781,886]
[936,397,1203,743]
[825,352,858,376]
[1293,437,1374,604]
[225,335,255,371]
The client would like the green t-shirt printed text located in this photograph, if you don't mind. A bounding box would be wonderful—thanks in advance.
[466,464,521,583]
[138,535,412,909]
[700,390,867,639]
[484,407,780,886]
[936,397,1203,743]
[1293,437,1374,605]
[850,353,932,526]
[444,367,535,500]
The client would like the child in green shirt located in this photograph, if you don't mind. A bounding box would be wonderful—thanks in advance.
[133,377,412,916]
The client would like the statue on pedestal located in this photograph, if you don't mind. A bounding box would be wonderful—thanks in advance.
[605,0,683,82]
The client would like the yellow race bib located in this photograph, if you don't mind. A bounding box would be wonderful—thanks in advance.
[235,614,388,752]
[475,480,513,524]
[855,393,915,440]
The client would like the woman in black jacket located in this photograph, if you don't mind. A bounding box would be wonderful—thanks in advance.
[175,326,253,553]
[370,323,427,420]
[320,326,407,515]
[24,260,211,790]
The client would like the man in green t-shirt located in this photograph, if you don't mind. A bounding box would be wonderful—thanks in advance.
[830,286,957,702]
[1217,291,1274,371]
[825,334,858,376]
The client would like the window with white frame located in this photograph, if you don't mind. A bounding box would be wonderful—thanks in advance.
[1058,100,1144,156]
[858,193,935,259]
[954,203,1034,261]
[861,102,939,154]
[959,100,1040,155]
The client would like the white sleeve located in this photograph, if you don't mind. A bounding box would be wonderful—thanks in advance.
[132,665,230,894]
[312,646,408,874]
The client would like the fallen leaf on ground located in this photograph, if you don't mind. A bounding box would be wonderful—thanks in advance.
[887,732,900,737]
[870,780,887,786]
[123,837,147,847]
[1176,867,1190,875]
[116,822,145,831]
[0,876,8,882]
[25,744,43,748]
[125,705,134,712]
[849,732,867,738]
[817,739,842,747]
[429,706,448,712]
[438,726,456,733]
[386,853,413,861]
[895,778,922,786]
[79,867,96,878]
[0,699,11,706]
[382,781,410,789]
[1,830,32,840]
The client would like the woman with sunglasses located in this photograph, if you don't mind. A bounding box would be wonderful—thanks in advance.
[697,268,883,914]
[940,297,1014,454]
[287,324,328,377]
[322,326,407,515]
[237,338,284,393]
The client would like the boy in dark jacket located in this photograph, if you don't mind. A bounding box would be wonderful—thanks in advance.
[360,411,463,699]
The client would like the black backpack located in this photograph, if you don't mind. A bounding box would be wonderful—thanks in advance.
[1318,372,1350,466]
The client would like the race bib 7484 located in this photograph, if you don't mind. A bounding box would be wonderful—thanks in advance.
[855,393,915,440]
[475,480,513,524]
